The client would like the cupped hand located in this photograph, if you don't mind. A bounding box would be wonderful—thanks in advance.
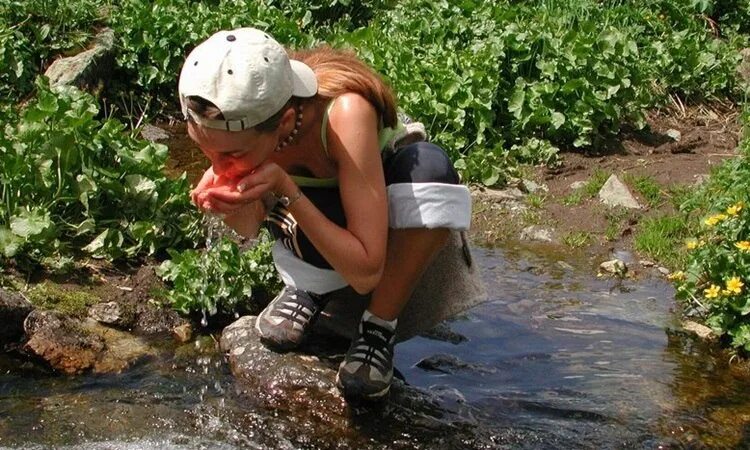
[205,160,289,208]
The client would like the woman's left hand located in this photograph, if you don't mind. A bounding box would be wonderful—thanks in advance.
[204,159,291,208]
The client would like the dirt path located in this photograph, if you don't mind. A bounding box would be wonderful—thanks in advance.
[471,104,744,268]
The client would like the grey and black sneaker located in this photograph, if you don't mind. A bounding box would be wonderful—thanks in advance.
[336,310,397,400]
[255,285,327,351]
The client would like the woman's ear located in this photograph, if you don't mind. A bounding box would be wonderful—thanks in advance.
[279,106,297,135]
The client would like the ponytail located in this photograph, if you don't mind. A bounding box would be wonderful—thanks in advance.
[290,46,398,128]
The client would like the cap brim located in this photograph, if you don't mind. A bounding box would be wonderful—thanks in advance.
[290,60,318,97]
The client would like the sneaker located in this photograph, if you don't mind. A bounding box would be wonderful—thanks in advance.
[255,285,327,351]
[336,310,397,400]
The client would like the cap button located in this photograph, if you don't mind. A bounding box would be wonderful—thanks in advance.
[226,34,236,42]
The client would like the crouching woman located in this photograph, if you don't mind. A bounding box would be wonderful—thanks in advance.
[178,28,474,400]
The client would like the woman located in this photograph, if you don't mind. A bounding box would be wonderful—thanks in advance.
[178,27,472,400]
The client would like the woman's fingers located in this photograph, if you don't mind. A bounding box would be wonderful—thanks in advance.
[207,181,271,203]
[191,167,217,205]
[202,196,243,215]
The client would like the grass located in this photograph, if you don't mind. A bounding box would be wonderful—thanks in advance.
[624,174,663,208]
[633,214,694,269]
[526,193,547,209]
[563,169,611,206]
[563,231,592,248]
[604,208,631,241]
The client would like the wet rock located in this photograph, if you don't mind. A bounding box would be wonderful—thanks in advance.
[173,323,193,343]
[44,28,115,90]
[520,225,554,242]
[220,316,348,418]
[79,319,156,374]
[23,310,105,375]
[0,288,33,343]
[139,124,170,142]
[89,301,135,328]
[23,310,155,375]
[598,175,642,209]
[611,250,636,266]
[419,323,468,345]
[599,259,627,275]
[416,353,496,375]
[682,320,717,341]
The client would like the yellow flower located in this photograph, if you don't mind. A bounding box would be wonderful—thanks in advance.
[704,284,721,299]
[726,277,744,295]
[686,239,699,250]
[667,271,685,281]
[727,203,744,216]
[735,241,750,251]
[704,214,728,227]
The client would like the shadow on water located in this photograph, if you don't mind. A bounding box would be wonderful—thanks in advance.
[3,241,750,448]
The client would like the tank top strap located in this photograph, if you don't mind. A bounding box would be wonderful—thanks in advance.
[320,98,337,158]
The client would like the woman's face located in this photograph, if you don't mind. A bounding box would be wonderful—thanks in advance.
[187,121,277,183]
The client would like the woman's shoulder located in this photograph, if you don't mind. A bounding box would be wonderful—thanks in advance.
[326,93,379,128]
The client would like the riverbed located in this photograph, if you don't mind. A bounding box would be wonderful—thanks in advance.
[1,241,749,449]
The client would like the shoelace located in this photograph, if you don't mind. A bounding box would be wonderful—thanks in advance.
[348,321,394,375]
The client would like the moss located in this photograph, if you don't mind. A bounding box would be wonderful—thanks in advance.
[26,282,100,318]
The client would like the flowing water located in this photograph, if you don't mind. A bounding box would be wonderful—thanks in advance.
[2,241,750,449]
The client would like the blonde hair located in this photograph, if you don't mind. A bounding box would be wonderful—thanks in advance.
[290,46,398,128]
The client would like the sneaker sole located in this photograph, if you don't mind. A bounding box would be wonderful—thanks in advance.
[335,372,391,400]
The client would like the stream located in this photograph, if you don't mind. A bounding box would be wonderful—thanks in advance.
[2,241,750,448]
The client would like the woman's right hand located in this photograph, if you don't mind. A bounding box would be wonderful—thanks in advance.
[190,166,218,210]
[191,166,254,217]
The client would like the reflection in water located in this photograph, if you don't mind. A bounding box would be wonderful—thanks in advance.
[3,242,750,447]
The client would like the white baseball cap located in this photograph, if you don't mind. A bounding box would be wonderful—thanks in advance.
[178,28,318,131]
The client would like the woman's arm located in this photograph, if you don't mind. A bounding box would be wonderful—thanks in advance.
[274,93,388,293]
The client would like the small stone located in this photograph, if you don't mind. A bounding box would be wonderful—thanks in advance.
[599,259,627,275]
[520,225,554,242]
[693,174,709,187]
[140,124,170,142]
[598,175,642,209]
[569,181,587,190]
[173,323,193,343]
[665,129,681,141]
[521,179,547,194]
[682,320,716,341]
[639,260,655,267]
[482,187,526,202]
[657,267,670,275]
[89,302,122,324]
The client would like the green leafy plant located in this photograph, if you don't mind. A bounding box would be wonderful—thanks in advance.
[0,78,202,263]
[157,235,281,316]
[669,109,750,351]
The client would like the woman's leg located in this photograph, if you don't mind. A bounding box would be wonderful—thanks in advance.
[337,141,470,399]
[368,227,450,321]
